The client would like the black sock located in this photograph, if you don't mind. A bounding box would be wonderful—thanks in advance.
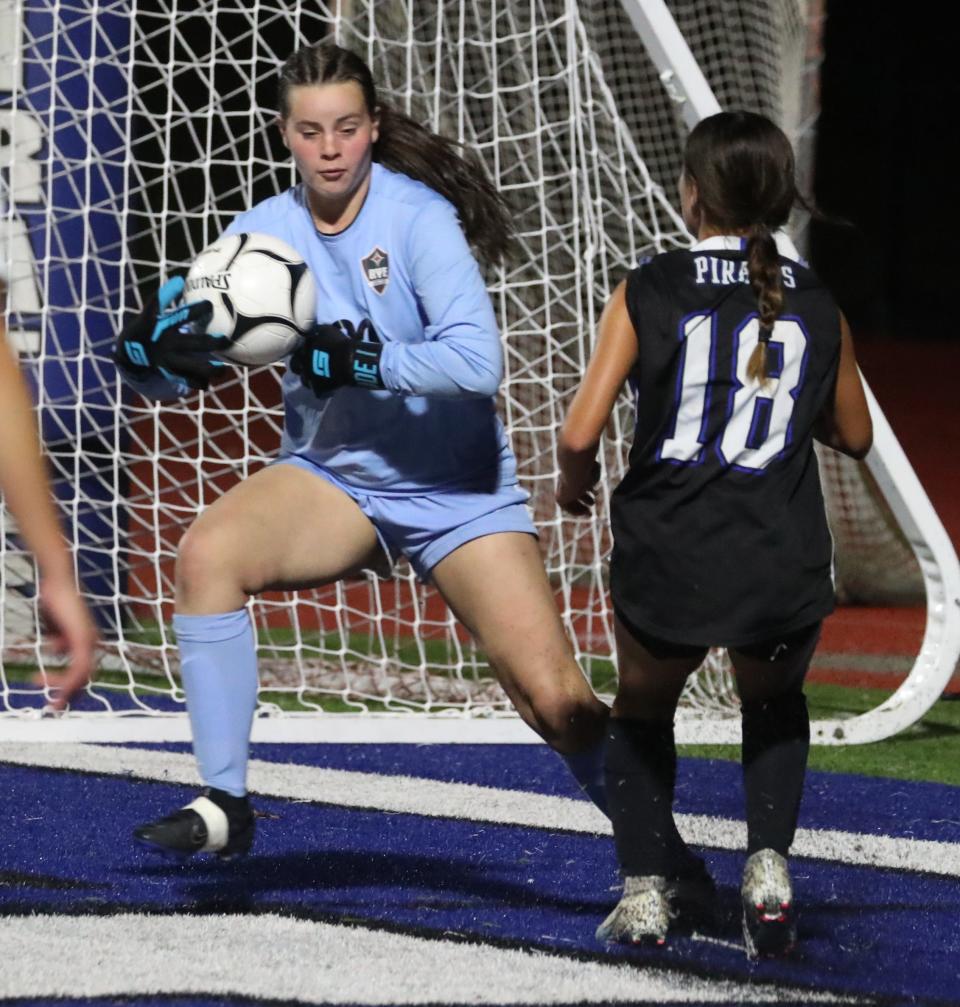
[206,787,251,819]
[741,690,810,856]
[605,717,695,877]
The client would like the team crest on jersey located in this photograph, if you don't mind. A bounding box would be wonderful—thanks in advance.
[361,246,390,295]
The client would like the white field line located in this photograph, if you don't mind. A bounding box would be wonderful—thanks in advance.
[0,913,860,1005]
[0,742,954,876]
[0,712,545,744]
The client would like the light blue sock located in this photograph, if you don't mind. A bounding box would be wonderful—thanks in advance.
[174,609,258,798]
[561,737,609,816]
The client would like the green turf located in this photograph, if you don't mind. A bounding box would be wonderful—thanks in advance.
[678,681,960,787]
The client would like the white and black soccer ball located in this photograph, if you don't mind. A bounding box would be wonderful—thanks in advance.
[183,232,316,366]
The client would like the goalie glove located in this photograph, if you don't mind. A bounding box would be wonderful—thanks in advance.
[289,321,385,396]
[114,276,229,391]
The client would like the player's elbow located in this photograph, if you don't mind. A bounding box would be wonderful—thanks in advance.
[815,399,873,461]
[395,340,502,397]
[468,366,501,398]
[823,427,872,461]
[556,416,600,457]
[451,348,502,397]
[831,412,873,460]
[558,425,600,458]
[842,425,873,460]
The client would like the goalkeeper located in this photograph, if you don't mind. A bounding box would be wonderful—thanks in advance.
[115,40,610,858]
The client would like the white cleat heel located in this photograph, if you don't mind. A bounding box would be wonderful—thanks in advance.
[741,849,796,959]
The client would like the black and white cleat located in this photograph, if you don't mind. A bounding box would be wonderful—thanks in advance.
[134,788,255,861]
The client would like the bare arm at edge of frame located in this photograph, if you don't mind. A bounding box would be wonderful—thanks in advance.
[556,280,639,516]
[0,285,98,709]
[815,312,873,460]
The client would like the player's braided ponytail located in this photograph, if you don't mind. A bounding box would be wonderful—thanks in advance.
[683,111,797,384]
[745,223,784,384]
[278,41,513,267]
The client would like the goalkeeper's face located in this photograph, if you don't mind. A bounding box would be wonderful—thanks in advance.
[279,81,380,220]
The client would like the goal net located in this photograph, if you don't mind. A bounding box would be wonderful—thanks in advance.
[2,0,957,743]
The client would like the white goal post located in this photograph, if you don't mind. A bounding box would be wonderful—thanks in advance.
[1,0,958,745]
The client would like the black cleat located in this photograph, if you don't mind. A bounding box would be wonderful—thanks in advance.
[134,788,255,860]
[741,848,796,958]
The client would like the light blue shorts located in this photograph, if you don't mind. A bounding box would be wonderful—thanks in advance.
[276,455,536,580]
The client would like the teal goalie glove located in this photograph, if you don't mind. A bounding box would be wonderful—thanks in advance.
[289,321,385,396]
[114,276,229,391]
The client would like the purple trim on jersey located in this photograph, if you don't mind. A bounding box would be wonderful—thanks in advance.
[745,395,773,450]
[766,339,785,378]
[725,313,812,475]
[781,312,812,456]
[702,311,721,448]
[744,340,784,449]
[655,310,715,467]
[715,312,754,468]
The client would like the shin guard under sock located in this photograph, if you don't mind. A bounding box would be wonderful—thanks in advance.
[741,689,810,855]
[561,737,608,816]
[174,609,258,798]
[605,717,695,877]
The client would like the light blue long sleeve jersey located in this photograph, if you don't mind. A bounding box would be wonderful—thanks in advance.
[131,162,516,494]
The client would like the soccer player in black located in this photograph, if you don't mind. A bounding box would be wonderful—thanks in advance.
[556,111,873,957]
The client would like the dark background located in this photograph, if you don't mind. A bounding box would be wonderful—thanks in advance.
[811,2,954,339]
[810,2,958,549]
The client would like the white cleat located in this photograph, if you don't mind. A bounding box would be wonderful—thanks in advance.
[596,875,673,946]
[741,848,796,959]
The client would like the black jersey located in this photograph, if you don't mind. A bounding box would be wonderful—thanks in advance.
[609,235,841,648]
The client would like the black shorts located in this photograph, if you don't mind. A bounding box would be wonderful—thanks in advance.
[614,605,822,664]
[733,622,822,663]
[614,606,707,660]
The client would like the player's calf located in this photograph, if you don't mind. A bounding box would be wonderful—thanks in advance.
[671,856,719,932]
[134,788,254,860]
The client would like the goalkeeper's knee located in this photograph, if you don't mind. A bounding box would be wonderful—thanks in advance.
[527,692,607,752]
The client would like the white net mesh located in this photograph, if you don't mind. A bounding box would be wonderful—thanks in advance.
[0,0,922,723]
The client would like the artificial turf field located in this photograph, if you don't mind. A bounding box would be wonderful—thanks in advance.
[2,687,960,1007]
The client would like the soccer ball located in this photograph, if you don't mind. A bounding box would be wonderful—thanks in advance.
[183,232,316,366]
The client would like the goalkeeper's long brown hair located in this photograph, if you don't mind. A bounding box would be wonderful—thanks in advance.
[682,111,798,384]
[278,41,513,267]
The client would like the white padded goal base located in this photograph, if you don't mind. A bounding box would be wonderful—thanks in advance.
[0,714,546,745]
[0,710,863,745]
